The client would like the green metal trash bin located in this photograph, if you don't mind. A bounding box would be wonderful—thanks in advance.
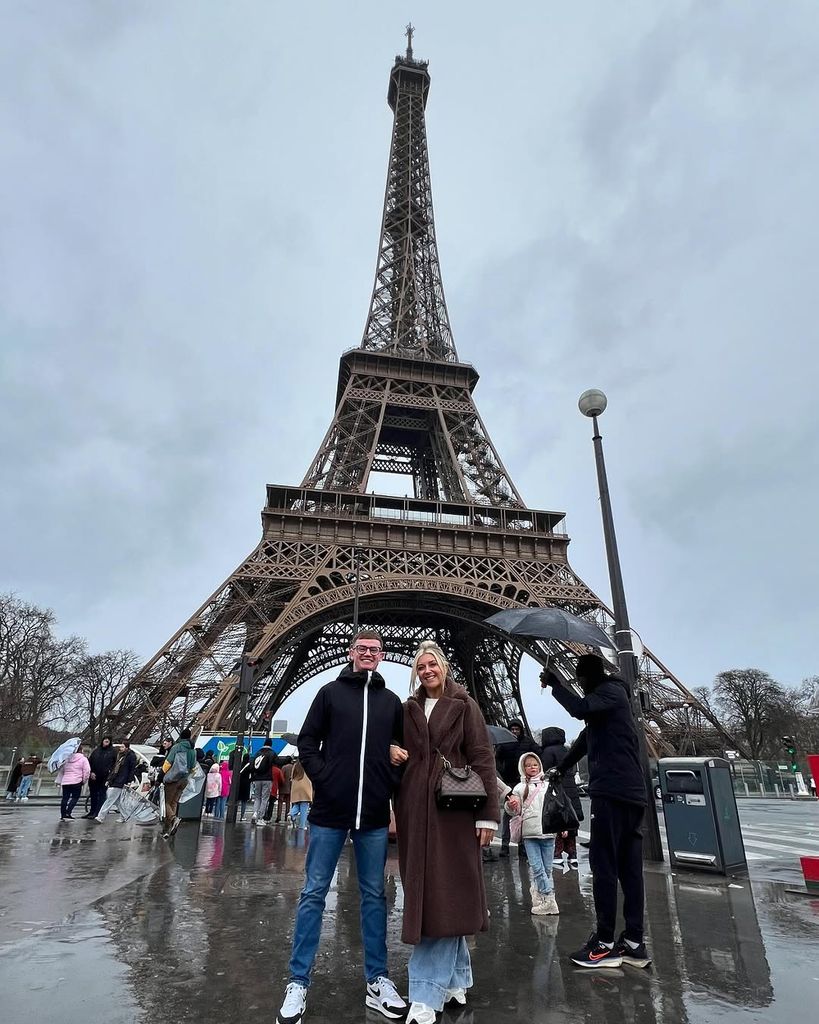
[659,757,747,874]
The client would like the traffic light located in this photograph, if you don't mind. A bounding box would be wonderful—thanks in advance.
[782,735,798,774]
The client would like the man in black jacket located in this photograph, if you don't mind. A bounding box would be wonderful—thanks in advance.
[94,741,138,824]
[542,654,651,970]
[495,719,540,857]
[84,736,117,818]
[276,630,407,1024]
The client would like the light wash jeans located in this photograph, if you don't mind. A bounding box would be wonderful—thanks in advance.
[290,801,310,828]
[16,775,34,800]
[289,824,388,987]
[524,836,555,895]
[252,780,272,820]
[408,936,473,1011]
[214,795,228,819]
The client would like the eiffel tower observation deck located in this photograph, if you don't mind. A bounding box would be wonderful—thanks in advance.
[97,33,733,756]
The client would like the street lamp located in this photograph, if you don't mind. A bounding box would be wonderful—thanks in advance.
[578,388,664,862]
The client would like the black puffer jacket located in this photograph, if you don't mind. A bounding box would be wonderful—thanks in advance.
[89,743,117,783]
[298,665,404,830]
[109,748,138,788]
[539,726,583,820]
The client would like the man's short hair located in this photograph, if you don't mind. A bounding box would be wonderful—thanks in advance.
[352,629,383,647]
[122,740,131,748]
[263,738,273,747]
[180,728,192,740]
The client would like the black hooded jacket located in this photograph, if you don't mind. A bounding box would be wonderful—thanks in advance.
[495,720,540,788]
[550,676,646,806]
[539,726,583,817]
[297,665,404,830]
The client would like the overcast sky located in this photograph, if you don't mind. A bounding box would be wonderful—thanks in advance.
[1,2,817,741]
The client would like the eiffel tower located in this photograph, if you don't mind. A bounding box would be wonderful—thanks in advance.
[102,32,734,756]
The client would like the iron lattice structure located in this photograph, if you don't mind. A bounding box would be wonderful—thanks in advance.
[98,38,737,758]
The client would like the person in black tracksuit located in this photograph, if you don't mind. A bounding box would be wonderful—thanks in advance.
[539,726,583,866]
[542,653,651,970]
[277,631,408,1024]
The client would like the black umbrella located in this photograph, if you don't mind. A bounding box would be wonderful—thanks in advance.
[486,725,518,747]
[485,607,614,649]
[281,733,300,746]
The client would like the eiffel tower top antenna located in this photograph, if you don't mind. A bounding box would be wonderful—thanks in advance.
[361,30,456,361]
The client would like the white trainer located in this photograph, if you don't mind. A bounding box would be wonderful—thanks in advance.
[276,981,307,1024]
[365,976,408,1019]
[445,987,467,1005]
[406,1003,437,1024]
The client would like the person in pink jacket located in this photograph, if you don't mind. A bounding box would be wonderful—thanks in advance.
[215,760,232,819]
[57,749,91,820]
[205,762,221,815]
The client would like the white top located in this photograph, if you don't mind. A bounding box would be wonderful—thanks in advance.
[425,698,497,831]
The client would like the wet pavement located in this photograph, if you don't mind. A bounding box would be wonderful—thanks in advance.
[1,804,818,1023]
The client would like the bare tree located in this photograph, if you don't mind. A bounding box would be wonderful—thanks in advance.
[65,649,140,741]
[0,594,85,745]
[712,669,787,760]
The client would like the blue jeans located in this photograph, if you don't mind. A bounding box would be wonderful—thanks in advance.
[214,795,227,818]
[408,936,472,1011]
[17,775,34,799]
[291,801,310,828]
[289,824,388,986]
[524,837,555,895]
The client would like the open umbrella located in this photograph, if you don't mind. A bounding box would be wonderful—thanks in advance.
[485,607,614,650]
[486,725,518,747]
[47,737,81,773]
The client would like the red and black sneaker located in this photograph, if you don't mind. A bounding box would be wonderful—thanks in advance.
[570,933,623,968]
[613,932,652,968]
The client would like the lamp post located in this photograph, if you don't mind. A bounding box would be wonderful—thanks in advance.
[578,388,664,862]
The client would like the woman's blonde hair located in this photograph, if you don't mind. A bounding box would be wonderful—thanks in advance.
[409,640,450,694]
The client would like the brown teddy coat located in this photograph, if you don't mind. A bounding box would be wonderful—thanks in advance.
[395,678,500,945]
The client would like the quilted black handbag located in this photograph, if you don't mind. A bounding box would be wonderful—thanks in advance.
[435,750,487,811]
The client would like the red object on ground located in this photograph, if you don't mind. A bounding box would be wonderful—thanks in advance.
[801,856,819,893]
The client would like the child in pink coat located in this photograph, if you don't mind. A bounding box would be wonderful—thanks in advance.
[205,762,221,815]
[57,750,91,820]
[215,760,232,819]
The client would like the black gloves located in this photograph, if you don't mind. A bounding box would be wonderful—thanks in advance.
[540,669,561,689]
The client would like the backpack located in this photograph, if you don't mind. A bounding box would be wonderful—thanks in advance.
[164,749,190,783]
[251,748,273,781]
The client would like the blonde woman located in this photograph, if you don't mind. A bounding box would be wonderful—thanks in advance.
[390,641,499,1024]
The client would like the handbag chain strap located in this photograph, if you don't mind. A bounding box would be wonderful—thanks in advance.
[435,748,469,772]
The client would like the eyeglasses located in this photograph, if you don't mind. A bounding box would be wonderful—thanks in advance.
[352,645,383,655]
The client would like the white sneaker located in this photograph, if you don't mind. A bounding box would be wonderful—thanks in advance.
[365,976,408,1019]
[541,894,560,915]
[445,987,467,1005]
[277,981,307,1024]
[406,1003,437,1024]
[531,891,550,915]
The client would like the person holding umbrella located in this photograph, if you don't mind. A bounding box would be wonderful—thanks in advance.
[541,653,651,969]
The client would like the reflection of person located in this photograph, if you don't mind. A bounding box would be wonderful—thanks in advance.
[505,752,560,915]
[391,641,499,1024]
[276,630,407,1024]
[289,761,313,829]
[542,654,651,969]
